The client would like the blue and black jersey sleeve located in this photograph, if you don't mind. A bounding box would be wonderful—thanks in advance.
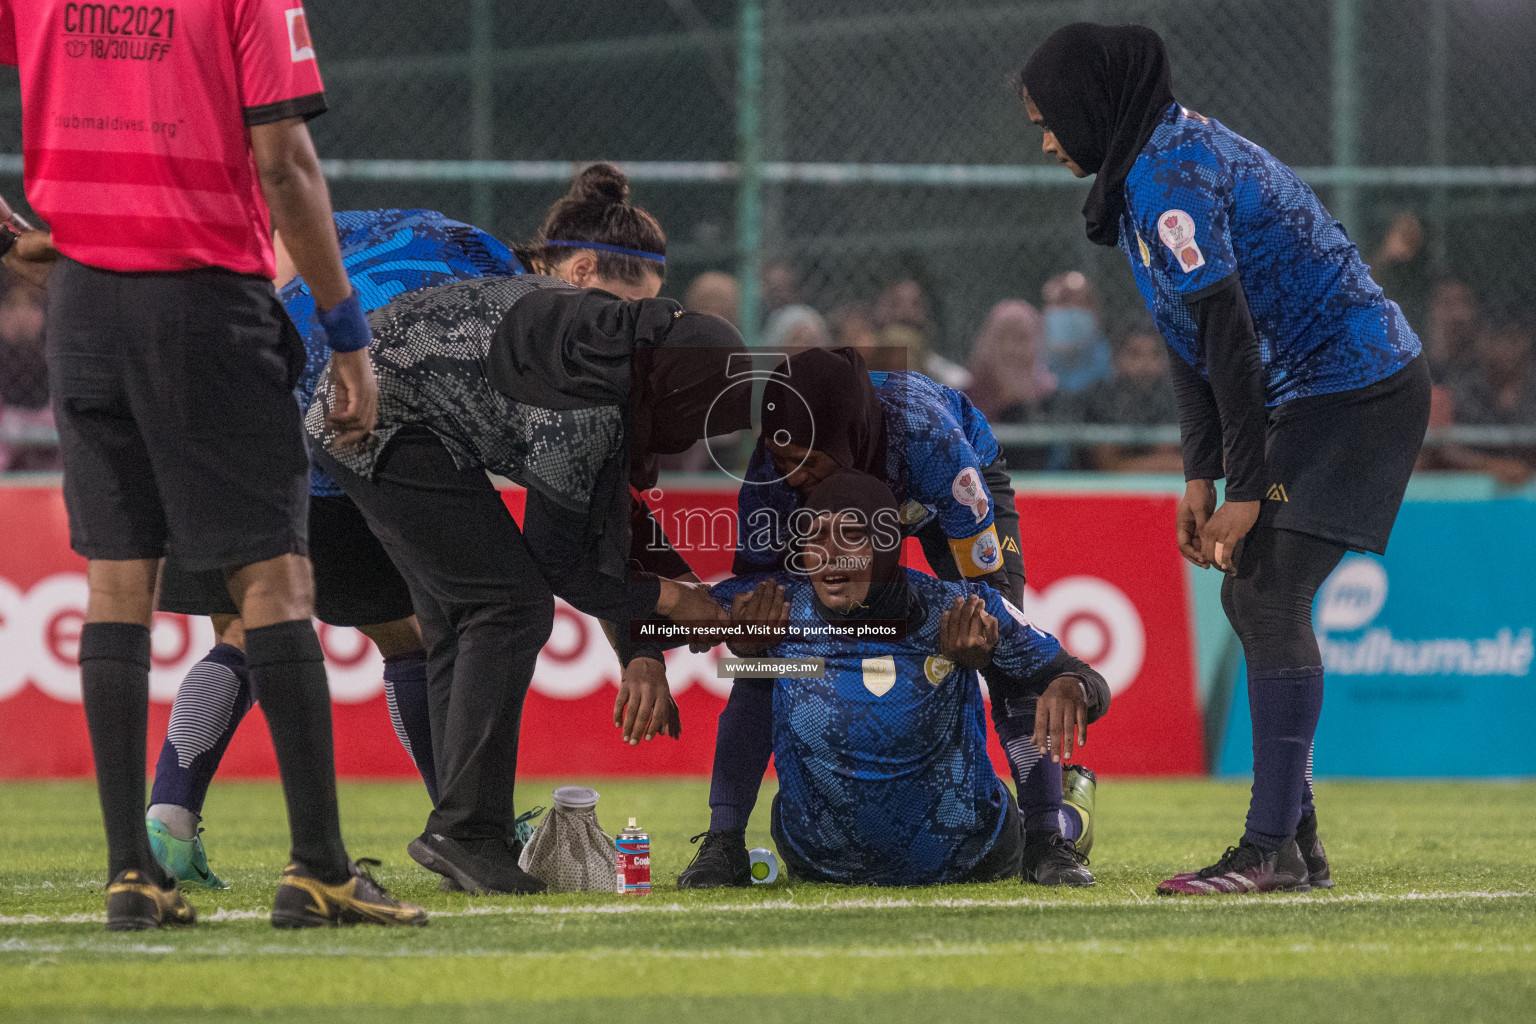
[1187,278,1268,501]
[1127,147,1267,498]
[974,583,1110,722]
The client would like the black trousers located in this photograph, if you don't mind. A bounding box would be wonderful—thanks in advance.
[315,428,554,841]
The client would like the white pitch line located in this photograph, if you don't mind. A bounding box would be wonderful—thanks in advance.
[0,889,1529,928]
[2,936,1533,960]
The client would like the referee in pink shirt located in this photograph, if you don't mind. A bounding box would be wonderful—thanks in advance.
[0,1,425,929]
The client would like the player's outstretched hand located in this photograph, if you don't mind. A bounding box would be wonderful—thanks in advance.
[727,580,789,657]
[657,578,729,647]
[1200,498,1260,575]
[1176,479,1217,568]
[613,656,680,744]
[325,348,379,448]
[939,594,999,669]
[1033,675,1089,763]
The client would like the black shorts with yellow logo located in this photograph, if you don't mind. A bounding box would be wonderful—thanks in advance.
[1258,355,1431,555]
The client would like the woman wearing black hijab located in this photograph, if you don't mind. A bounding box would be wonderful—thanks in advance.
[1019,23,1430,895]
[307,276,750,895]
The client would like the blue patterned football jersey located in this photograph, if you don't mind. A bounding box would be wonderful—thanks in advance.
[1119,106,1420,405]
[710,569,1062,886]
[282,209,522,496]
[737,371,1005,578]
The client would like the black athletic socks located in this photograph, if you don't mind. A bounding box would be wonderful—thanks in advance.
[79,622,169,885]
[1244,667,1326,852]
[244,620,350,885]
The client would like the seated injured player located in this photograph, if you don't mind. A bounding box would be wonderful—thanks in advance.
[710,472,1110,886]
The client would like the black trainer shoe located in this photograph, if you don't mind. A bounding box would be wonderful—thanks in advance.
[1157,838,1311,895]
[1022,831,1095,887]
[437,837,530,893]
[1295,811,1333,889]
[105,868,197,931]
[271,859,428,928]
[407,832,546,895]
[676,829,751,889]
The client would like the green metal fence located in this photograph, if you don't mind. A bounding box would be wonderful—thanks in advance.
[1,0,1533,449]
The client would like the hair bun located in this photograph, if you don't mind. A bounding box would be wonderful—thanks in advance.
[571,163,630,206]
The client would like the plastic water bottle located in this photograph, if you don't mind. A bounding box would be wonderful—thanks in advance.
[748,847,778,884]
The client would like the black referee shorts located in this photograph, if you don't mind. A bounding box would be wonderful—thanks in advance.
[159,493,417,628]
[46,259,309,571]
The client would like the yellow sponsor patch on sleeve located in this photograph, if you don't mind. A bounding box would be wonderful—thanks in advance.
[948,525,1003,578]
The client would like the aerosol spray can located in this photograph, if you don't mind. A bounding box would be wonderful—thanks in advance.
[615,817,650,896]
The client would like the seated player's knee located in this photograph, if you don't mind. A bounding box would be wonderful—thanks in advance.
[987,679,1039,738]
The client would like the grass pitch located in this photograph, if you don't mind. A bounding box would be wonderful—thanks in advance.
[2,777,1533,1023]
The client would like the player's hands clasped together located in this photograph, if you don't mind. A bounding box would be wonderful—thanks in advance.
[1034,675,1090,763]
[728,579,790,657]
[939,595,999,669]
[1177,479,1258,574]
[613,656,681,745]
[1201,498,1259,573]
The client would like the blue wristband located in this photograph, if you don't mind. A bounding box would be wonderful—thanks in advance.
[317,291,372,353]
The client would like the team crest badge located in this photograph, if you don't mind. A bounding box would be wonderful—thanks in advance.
[924,656,954,686]
[899,499,930,526]
[1157,210,1205,272]
[862,656,896,697]
[951,469,989,523]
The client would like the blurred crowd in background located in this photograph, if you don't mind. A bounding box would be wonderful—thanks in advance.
[2,209,1533,481]
[675,209,1536,483]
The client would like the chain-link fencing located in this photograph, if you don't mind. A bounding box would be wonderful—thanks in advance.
[2,0,1534,472]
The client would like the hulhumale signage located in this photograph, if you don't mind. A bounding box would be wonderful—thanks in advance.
[1315,557,1534,678]
[1221,500,1536,777]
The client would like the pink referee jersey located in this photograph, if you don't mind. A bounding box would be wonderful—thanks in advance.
[0,1,326,275]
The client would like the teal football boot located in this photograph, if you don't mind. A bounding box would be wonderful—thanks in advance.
[146,817,229,890]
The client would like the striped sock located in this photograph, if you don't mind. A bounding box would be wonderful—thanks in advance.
[148,644,254,817]
[383,653,438,803]
[1300,741,1317,819]
[993,693,1072,839]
